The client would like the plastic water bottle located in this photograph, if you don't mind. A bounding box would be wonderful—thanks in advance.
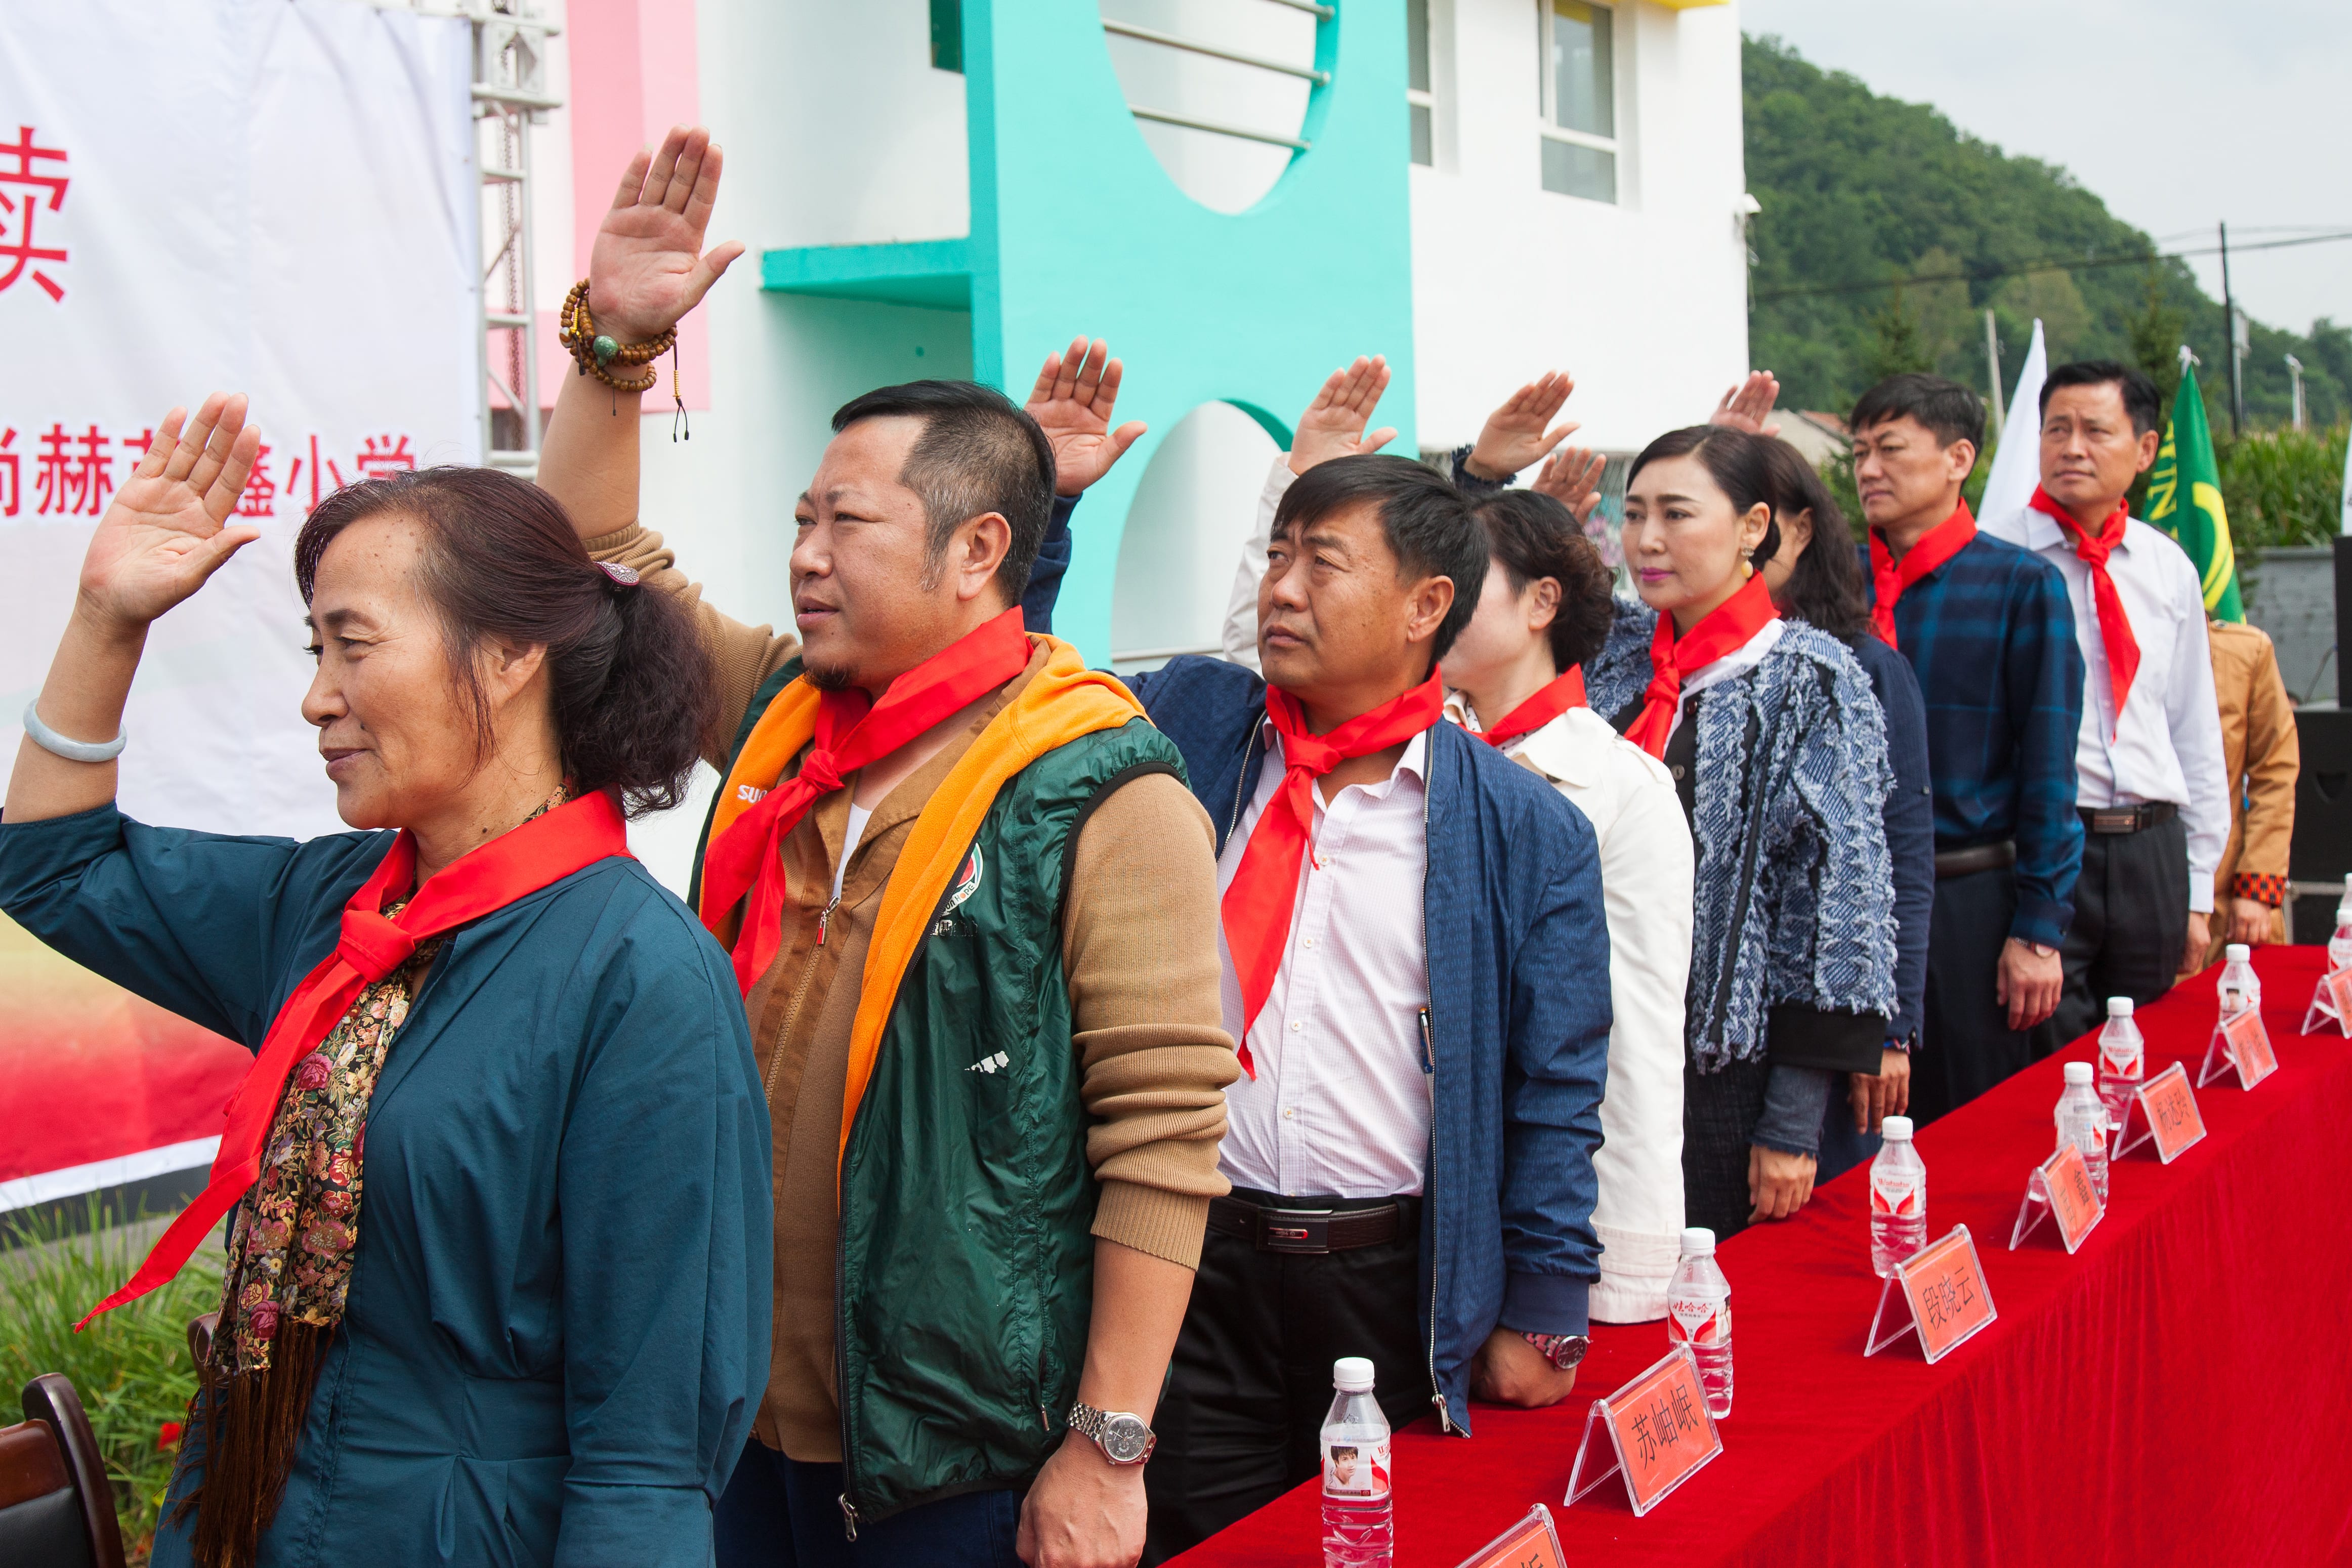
[1869,1115,1926,1278]
[2217,943,2260,1020]
[2054,1061,2111,1205]
[2095,997,2145,1130]
[2329,877,2352,973]
[1320,1357,1392,1567]
[1665,1227,1733,1418]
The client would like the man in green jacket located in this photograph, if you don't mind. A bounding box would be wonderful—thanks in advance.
[536,128,1239,1568]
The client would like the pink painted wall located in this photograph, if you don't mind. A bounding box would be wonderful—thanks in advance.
[563,0,711,409]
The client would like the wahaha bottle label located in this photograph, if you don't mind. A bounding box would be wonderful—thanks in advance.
[1322,1438,1391,1501]
[1871,1175,1919,1216]
[2101,1038,2143,1076]
[1667,1295,1728,1345]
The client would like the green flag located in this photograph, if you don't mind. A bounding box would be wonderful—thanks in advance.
[2143,364,2241,621]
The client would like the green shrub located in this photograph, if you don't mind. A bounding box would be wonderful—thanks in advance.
[1,1200,221,1564]
[2218,426,2348,550]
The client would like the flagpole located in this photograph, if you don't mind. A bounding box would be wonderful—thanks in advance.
[2219,222,2242,439]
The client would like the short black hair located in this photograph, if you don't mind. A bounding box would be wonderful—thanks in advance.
[2038,360,2162,435]
[1756,437,1868,638]
[1273,455,1485,665]
[1467,489,1615,672]
[1850,372,1986,453]
[830,379,1057,604]
[1624,426,1783,570]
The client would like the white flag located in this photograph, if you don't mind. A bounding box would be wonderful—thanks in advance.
[1977,319,2046,545]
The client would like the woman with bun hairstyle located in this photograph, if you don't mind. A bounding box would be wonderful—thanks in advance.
[1582,424,1898,1240]
[0,396,770,1568]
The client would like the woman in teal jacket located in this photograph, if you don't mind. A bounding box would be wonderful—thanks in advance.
[0,397,771,1567]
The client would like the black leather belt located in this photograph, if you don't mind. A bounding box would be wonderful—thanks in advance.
[2080,801,2179,835]
[1207,1195,1402,1255]
[1935,840,2017,879]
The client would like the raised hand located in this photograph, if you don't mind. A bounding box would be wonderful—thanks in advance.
[1710,371,1783,438]
[587,125,746,345]
[1288,355,1395,476]
[1025,337,1147,497]
[1532,445,1607,528]
[1464,371,1578,482]
[78,395,262,629]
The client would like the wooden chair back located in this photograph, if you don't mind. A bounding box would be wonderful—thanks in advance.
[2,1373,127,1568]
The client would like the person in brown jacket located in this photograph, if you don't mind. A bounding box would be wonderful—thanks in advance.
[2187,618,2299,970]
[536,128,1238,1568]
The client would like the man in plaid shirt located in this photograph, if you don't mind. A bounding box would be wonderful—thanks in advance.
[1849,374,2085,1124]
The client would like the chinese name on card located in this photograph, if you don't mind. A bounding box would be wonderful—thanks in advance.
[2010,1142,2102,1253]
[1867,1224,1996,1364]
[1564,1344,1721,1518]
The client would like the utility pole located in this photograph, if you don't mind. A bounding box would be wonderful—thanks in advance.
[1983,309,2004,441]
[2219,221,2243,438]
[2286,353,2306,431]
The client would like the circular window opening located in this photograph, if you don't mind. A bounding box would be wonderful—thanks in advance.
[1098,0,1321,215]
[1110,400,1285,673]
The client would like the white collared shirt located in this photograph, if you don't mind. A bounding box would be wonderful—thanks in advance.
[1450,693,1693,1321]
[1666,616,1784,745]
[1981,507,2228,912]
[1215,725,1433,1199]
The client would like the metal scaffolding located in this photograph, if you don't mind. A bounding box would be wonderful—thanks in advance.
[466,1,560,476]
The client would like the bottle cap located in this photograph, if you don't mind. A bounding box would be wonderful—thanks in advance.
[1881,1115,1914,1141]
[2064,1061,2094,1084]
[2106,996,2134,1016]
[1678,1226,1716,1256]
[2224,943,2251,962]
[1332,1357,1376,1392]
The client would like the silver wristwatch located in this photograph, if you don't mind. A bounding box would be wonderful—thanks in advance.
[1521,1331,1591,1371]
[1066,1402,1156,1466]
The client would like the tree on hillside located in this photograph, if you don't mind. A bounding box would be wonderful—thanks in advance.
[1742,34,2346,429]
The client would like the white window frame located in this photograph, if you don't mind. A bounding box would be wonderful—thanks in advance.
[1535,0,1622,202]
[1406,0,1438,168]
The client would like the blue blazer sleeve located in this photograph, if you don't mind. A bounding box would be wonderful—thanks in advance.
[555,901,772,1556]
[1497,795,1612,1335]
[2006,558,2086,948]
[0,803,382,1047]
[1855,638,1935,1047]
[1020,493,1081,635]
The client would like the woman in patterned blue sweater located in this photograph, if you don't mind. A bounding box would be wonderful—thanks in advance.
[1584,426,1899,1239]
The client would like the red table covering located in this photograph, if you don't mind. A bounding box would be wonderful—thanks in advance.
[1172,945,2352,1566]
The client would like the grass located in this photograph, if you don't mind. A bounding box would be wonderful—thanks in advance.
[1,1198,222,1563]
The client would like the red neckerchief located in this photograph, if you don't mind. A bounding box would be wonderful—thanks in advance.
[1220,673,1445,1072]
[2030,486,2139,724]
[1622,572,1781,759]
[1868,500,1976,650]
[1480,666,1586,749]
[700,607,1030,995]
[79,790,632,1328]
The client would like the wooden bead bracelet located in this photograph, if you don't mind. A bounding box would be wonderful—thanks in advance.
[558,279,676,394]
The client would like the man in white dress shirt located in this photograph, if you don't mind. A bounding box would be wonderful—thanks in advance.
[1981,360,2230,1040]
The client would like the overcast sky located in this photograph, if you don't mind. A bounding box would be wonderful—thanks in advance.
[1738,0,2352,336]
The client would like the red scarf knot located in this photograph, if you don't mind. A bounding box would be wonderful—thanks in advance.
[1868,500,1976,650]
[699,606,1032,996]
[1621,571,1781,759]
[2030,486,2139,727]
[1219,672,1446,1073]
[338,909,418,984]
[1480,666,1586,750]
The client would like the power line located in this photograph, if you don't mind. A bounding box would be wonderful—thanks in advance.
[1751,228,2352,305]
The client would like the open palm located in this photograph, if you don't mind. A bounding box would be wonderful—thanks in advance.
[1467,372,1578,480]
[79,395,263,627]
[588,125,745,344]
[1024,336,1147,496]
[1289,355,1395,474]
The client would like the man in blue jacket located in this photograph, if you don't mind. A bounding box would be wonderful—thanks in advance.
[1112,452,1613,1559]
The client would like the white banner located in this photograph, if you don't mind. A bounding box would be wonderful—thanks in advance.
[0,0,481,840]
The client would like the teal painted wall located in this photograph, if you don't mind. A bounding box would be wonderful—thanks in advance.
[765,0,1418,664]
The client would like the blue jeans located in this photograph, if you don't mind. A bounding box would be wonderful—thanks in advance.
[714,1440,1025,1568]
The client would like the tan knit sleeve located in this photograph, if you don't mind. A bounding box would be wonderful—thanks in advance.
[2235,630,2300,889]
[1062,769,1239,1270]
[584,523,800,769]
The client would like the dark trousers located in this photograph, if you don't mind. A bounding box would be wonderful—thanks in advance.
[1682,1058,1771,1241]
[1911,864,2050,1125]
[715,1442,1024,1568]
[2052,816,2191,1045]
[1141,1190,1427,1564]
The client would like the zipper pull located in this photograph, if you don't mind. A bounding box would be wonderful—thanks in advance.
[1418,1007,1436,1075]
[1430,1390,1454,1432]
[815,893,842,947]
[837,1494,859,1541]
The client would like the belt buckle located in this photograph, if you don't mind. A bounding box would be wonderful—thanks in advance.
[2092,808,2137,834]
[1257,1208,1333,1254]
